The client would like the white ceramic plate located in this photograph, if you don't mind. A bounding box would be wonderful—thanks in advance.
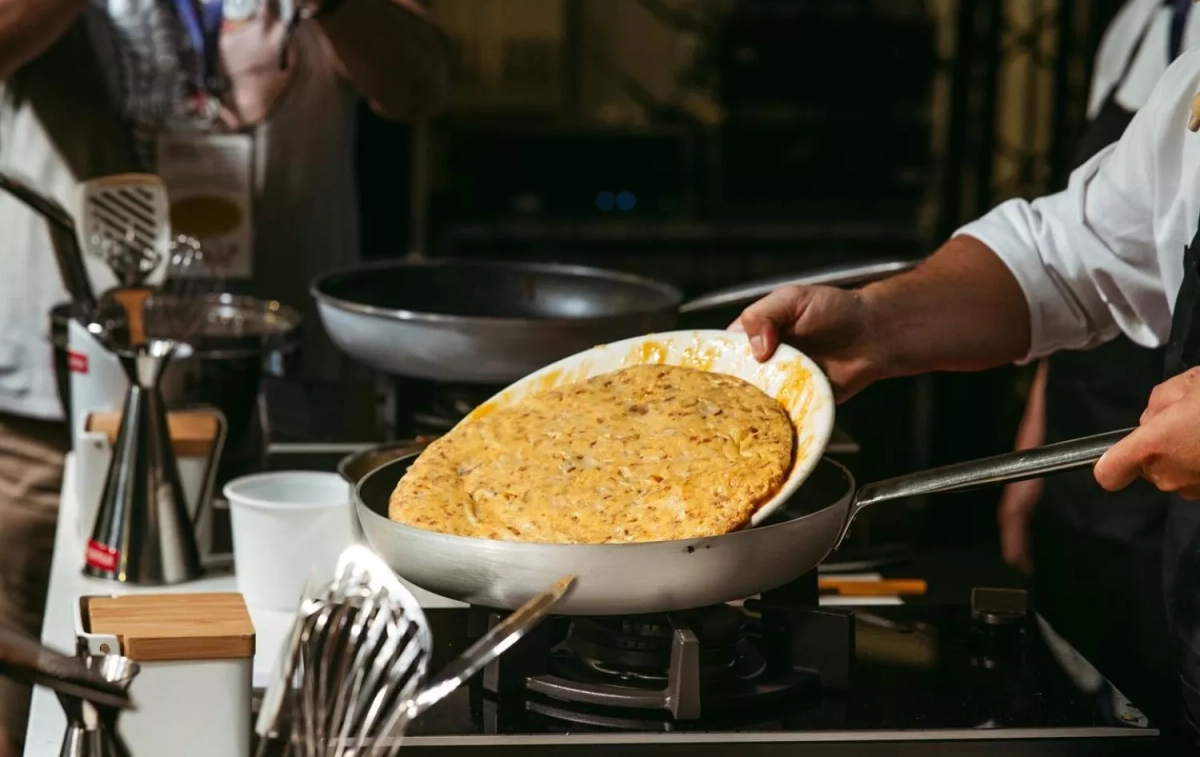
[458,329,836,528]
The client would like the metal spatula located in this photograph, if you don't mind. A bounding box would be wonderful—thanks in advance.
[78,174,171,345]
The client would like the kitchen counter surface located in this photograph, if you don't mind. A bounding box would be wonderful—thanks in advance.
[25,450,905,754]
[22,453,461,755]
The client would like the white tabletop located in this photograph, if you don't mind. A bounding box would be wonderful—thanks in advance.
[22,453,464,755]
[24,454,899,755]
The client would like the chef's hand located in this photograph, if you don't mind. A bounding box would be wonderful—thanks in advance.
[1095,367,1200,498]
[731,285,883,401]
[731,237,1031,402]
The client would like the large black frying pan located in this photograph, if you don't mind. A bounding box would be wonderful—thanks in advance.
[310,258,915,383]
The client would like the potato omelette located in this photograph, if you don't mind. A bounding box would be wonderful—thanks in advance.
[388,364,795,544]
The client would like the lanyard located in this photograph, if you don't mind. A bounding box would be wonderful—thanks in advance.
[170,0,225,100]
[1170,0,1193,63]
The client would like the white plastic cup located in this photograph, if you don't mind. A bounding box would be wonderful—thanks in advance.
[223,471,355,611]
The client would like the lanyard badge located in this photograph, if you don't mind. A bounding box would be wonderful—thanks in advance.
[170,0,226,124]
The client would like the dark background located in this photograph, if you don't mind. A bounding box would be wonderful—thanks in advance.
[352,0,1129,561]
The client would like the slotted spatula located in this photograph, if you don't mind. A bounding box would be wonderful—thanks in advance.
[78,174,171,345]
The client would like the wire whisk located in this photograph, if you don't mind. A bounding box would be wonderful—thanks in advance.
[257,545,573,757]
[142,235,224,349]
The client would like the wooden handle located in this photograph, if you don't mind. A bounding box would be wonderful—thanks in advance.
[111,287,151,346]
[818,578,927,597]
[86,409,220,457]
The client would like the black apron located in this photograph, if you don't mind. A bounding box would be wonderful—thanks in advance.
[1032,0,1187,730]
[1167,203,1200,743]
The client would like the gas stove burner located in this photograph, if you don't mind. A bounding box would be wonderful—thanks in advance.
[559,606,763,685]
[472,572,855,722]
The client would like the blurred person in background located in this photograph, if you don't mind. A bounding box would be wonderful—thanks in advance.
[0,0,448,752]
[997,0,1199,723]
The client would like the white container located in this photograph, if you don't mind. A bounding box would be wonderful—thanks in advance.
[67,318,126,441]
[75,593,254,757]
[224,471,355,611]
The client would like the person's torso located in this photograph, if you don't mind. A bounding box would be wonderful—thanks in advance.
[1042,0,1200,533]
[1029,0,1199,732]
[0,0,361,419]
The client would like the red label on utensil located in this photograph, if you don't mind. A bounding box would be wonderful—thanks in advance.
[68,350,89,374]
[85,541,118,572]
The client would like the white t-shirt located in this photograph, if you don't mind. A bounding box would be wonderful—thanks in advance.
[0,2,360,421]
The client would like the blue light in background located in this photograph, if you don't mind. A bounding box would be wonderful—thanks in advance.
[617,191,637,211]
[595,191,615,211]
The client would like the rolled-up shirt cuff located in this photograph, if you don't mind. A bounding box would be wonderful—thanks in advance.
[952,208,1093,365]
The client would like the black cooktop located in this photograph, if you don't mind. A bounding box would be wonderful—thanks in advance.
[398,604,1157,756]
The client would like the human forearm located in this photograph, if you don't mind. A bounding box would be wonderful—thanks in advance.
[736,234,1032,401]
[313,0,449,121]
[860,234,1031,381]
[1014,360,1048,450]
[0,0,88,80]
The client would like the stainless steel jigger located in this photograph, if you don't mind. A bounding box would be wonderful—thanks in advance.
[58,654,140,757]
[83,339,203,585]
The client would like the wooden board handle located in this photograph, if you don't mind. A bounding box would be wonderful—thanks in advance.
[86,409,220,457]
[111,287,152,346]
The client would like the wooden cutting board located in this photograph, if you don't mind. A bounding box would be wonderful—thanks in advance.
[86,409,220,458]
[85,593,255,662]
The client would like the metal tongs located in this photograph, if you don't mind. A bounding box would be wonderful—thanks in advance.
[257,545,573,756]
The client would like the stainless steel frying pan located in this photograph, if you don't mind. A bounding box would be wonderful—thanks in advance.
[311,258,915,383]
[356,428,1128,615]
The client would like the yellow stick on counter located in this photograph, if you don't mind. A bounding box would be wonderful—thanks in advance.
[818,578,928,597]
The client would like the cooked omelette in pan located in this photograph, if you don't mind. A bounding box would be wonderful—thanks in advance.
[388,364,795,544]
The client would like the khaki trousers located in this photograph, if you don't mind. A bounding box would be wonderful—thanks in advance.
[0,412,68,754]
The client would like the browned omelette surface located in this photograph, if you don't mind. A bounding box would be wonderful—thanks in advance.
[388,364,795,544]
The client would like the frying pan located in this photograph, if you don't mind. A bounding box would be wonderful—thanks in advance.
[357,429,1126,615]
[352,325,1128,615]
[310,258,916,383]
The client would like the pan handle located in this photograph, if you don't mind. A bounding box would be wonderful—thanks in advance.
[678,259,919,315]
[0,171,98,315]
[836,428,1133,547]
[0,171,75,233]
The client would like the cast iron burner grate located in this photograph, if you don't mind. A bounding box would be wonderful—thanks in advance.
[561,605,762,685]
[469,570,854,721]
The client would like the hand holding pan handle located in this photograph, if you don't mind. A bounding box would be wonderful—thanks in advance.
[679,259,919,314]
[836,428,1133,547]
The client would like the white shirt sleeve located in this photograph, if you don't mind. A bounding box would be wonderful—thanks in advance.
[953,49,1200,363]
